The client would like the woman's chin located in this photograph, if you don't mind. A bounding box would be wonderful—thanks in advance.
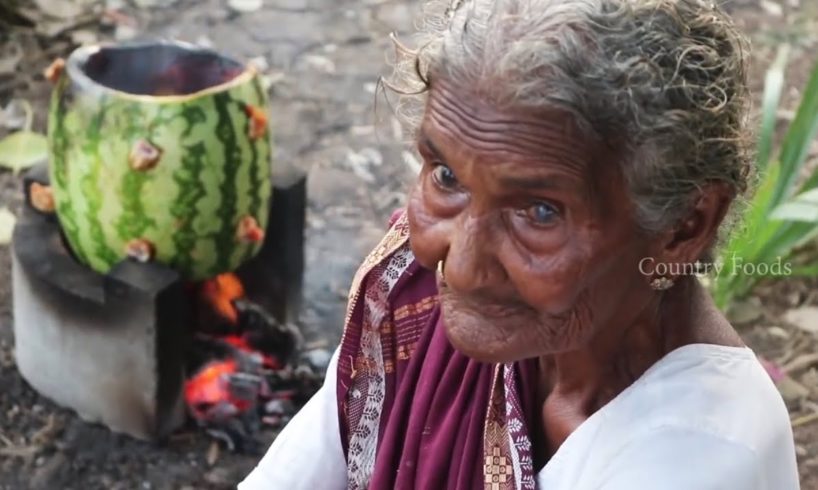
[442,320,530,364]
[440,307,584,362]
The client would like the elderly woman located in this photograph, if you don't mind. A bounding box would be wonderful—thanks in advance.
[241,0,800,488]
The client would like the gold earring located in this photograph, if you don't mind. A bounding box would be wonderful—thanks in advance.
[437,260,445,279]
[650,277,675,291]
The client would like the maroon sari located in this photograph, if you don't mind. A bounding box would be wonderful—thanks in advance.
[336,211,543,489]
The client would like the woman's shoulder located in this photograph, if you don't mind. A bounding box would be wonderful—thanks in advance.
[595,344,797,484]
[540,344,799,489]
[612,344,790,443]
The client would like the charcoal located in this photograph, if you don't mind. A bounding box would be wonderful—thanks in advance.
[186,336,233,374]
[204,413,263,455]
[233,298,303,363]
[263,368,295,387]
[299,348,332,375]
[233,349,265,373]
[227,372,264,404]
[266,389,298,400]
[263,399,295,416]
[205,428,237,453]
[198,402,240,424]
[261,415,292,428]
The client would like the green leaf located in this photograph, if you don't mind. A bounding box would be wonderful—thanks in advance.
[756,45,789,174]
[0,207,15,245]
[771,188,818,222]
[791,263,818,276]
[711,52,818,312]
[712,162,786,308]
[771,201,818,222]
[0,130,48,174]
[771,57,818,207]
[763,220,818,259]
[729,162,782,261]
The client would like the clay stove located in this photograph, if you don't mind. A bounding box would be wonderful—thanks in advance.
[11,163,307,442]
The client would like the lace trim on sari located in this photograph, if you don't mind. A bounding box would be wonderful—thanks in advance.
[504,363,536,490]
[343,213,413,489]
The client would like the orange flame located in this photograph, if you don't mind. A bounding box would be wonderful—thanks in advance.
[200,273,245,324]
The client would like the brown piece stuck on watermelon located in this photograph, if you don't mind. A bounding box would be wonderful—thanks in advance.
[244,104,268,140]
[129,139,163,171]
[29,182,56,213]
[44,58,65,84]
[125,238,156,263]
[237,215,265,244]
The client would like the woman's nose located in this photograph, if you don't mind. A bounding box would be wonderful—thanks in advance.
[443,214,506,294]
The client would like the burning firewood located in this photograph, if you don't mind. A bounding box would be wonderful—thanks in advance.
[184,272,319,453]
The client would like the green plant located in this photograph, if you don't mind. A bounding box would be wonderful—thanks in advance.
[711,46,818,309]
[0,100,48,175]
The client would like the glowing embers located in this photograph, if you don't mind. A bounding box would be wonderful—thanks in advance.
[184,273,326,452]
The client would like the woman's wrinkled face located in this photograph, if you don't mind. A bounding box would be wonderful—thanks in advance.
[408,80,657,363]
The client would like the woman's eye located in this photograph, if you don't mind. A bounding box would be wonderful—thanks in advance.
[431,164,460,190]
[524,202,559,226]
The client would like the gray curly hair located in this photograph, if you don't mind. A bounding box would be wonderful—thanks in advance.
[384,0,752,236]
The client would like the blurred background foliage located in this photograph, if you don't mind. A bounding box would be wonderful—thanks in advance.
[713,48,818,311]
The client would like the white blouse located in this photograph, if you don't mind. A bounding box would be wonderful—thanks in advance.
[239,344,800,490]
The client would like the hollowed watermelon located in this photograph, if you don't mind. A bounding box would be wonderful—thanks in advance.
[47,41,272,279]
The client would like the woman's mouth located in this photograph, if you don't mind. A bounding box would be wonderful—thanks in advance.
[437,283,538,321]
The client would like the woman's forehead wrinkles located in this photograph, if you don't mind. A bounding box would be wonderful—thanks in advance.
[428,84,574,137]
[424,89,592,176]
[428,101,580,157]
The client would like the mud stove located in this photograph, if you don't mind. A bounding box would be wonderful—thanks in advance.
[11,164,312,447]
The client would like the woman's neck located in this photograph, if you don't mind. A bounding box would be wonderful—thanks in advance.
[535,278,743,456]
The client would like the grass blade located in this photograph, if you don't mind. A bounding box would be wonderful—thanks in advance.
[770,57,818,207]
[771,188,818,222]
[756,45,790,174]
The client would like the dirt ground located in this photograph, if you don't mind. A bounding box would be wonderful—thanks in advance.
[1,0,817,489]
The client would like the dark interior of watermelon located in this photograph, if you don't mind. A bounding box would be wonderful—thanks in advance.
[79,43,245,96]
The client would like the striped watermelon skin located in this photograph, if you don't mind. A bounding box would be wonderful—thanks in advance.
[47,67,272,280]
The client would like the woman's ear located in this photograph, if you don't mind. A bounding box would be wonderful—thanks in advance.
[653,182,734,272]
